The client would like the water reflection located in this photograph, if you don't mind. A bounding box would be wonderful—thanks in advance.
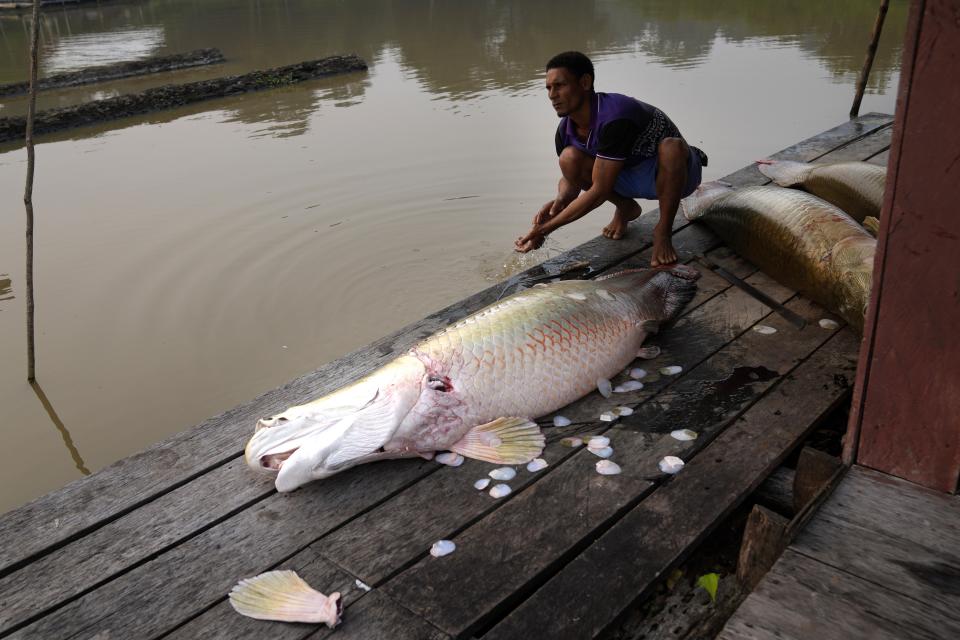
[30,380,90,476]
[0,0,906,96]
[0,275,12,305]
[43,26,165,74]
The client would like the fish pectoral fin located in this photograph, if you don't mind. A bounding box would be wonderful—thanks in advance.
[229,570,342,627]
[449,417,544,464]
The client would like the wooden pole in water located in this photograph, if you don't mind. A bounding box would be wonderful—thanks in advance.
[23,0,40,382]
[850,0,890,118]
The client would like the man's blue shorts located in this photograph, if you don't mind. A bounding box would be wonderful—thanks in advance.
[613,146,705,200]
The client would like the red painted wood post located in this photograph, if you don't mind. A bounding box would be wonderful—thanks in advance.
[845,0,960,493]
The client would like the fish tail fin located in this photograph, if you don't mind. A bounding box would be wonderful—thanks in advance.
[450,417,544,464]
[681,181,734,220]
[756,159,813,187]
[229,570,342,627]
[862,216,880,236]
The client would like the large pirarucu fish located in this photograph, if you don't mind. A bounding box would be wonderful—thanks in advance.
[245,265,699,491]
[756,159,886,224]
[682,182,875,333]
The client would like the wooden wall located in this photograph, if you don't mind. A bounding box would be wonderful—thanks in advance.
[846,0,960,493]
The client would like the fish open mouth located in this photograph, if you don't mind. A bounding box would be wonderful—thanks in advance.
[259,449,295,471]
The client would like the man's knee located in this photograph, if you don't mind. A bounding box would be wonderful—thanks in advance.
[559,146,592,187]
[657,138,689,169]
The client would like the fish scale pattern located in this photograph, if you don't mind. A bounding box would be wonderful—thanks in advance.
[415,273,669,424]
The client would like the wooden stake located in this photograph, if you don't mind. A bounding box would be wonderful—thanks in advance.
[24,0,40,381]
[850,0,890,118]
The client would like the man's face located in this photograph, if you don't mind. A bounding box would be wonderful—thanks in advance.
[546,67,591,117]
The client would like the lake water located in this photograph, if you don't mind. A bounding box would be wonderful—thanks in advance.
[0,0,907,514]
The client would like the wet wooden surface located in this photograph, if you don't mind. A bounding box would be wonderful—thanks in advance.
[719,466,960,640]
[0,114,892,639]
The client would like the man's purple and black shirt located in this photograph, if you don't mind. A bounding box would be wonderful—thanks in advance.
[554,91,683,166]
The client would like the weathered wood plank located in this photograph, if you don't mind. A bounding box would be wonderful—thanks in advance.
[792,447,843,511]
[8,458,432,640]
[483,330,859,639]
[0,114,891,583]
[718,549,960,640]
[736,505,789,590]
[790,466,960,616]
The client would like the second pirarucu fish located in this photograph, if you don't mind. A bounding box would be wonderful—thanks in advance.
[246,265,699,491]
[682,182,874,333]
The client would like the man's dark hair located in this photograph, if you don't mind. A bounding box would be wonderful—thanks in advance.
[546,51,595,83]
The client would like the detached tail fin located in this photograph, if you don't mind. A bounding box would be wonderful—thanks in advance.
[756,159,814,187]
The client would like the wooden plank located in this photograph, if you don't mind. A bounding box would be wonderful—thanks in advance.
[0,115,889,577]
[381,297,842,638]
[736,505,789,590]
[792,447,843,511]
[851,0,960,493]
[753,466,795,516]
[483,330,859,639]
[718,549,960,640]
[790,466,960,616]
[310,591,449,640]
[7,458,432,640]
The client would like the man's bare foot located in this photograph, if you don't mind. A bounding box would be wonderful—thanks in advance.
[602,200,642,240]
[650,228,678,267]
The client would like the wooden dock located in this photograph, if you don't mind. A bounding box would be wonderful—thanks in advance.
[719,465,960,639]
[0,113,893,639]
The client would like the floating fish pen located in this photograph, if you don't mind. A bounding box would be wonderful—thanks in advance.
[1,112,923,639]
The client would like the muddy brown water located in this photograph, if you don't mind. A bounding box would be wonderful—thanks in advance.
[0,0,906,514]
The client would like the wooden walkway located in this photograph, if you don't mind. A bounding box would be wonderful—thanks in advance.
[0,113,893,640]
[720,466,960,640]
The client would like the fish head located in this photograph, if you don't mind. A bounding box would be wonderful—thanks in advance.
[832,235,876,330]
[244,355,427,491]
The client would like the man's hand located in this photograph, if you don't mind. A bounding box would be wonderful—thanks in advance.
[533,199,557,225]
[515,224,546,253]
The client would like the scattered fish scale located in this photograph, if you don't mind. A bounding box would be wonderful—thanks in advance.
[596,460,622,475]
[614,380,644,393]
[552,415,572,427]
[587,436,610,449]
[670,429,698,441]
[355,579,372,592]
[489,467,517,481]
[597,378,613,398]
[659,456,685,474]
[753,325,777,335]
[599,411,618,422]
[436,452,464,467]
[526,458,548,472]
[473,478,491,490]
[430,540,456,557]
[615,406,633,416]
[589,446,614,458]
[819,318,839,329]
[560,437,583,447]
[489,484,512,498]
[629,368,647,379]
[659,365,683,376]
